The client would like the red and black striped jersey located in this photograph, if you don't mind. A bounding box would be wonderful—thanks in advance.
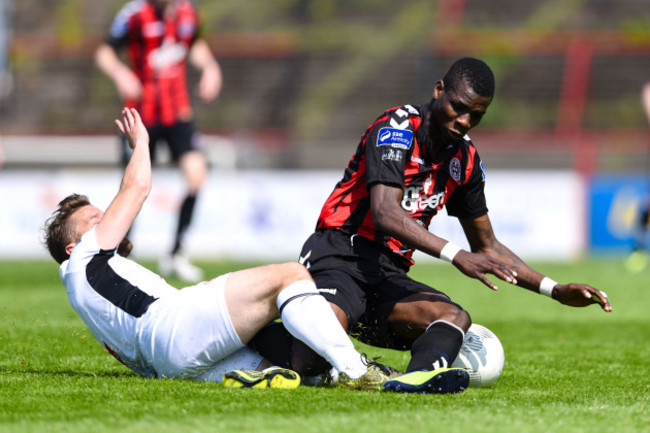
[316,103,488,267]
[106,0,201,126]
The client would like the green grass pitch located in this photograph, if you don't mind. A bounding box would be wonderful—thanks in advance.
[1,258,648,433]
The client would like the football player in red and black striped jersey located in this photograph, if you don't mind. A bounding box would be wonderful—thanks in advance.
[294,57,611,393]
[95,0,222,282]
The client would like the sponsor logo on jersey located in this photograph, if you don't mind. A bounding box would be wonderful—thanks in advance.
[149,39,188,72]
[382,148,403,162]
[401,187,446,214]
[449,157,461,182]
[377,127,413,150]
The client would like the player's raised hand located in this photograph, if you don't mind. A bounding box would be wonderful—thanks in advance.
[452,250,518,291]
[115,107,149,150]
[552,283,612,312]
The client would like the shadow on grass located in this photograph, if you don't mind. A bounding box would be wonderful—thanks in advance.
[3,367,138,379]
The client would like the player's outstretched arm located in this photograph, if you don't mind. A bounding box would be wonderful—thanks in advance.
[189,38,222,103]
[94,108,151,251]
[459,214,612,312]
[369,184,517,290]
[95,43,142,101]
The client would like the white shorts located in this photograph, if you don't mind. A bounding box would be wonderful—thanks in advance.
[137,274,254,379]
[196,346,264,382]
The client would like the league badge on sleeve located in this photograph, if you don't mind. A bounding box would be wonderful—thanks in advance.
[377,128,413,150]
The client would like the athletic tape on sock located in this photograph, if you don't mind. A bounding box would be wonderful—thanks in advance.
[426,319,465,338]
[277,279,320,315]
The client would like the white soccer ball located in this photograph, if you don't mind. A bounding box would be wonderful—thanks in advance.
[451,323,504,387]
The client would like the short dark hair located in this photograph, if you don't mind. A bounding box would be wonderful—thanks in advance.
[443,57,495,98]
[43,194,90,264]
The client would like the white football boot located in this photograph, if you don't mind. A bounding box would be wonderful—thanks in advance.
[159,254,204,283]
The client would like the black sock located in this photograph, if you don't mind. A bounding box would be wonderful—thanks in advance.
[172,194,197,255]
[406,320,465,372]
[247,322,293,369]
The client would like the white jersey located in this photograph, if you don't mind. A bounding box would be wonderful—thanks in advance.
[60,227,180,377]
[59,228,257,380]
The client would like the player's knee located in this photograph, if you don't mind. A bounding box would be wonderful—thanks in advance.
[457,308,471,332]
[437,304,471,332]
[181,152,207,192]
[186,170,206,194]
[280,261,312,284]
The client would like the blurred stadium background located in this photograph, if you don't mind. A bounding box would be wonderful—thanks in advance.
[0,0,649,261]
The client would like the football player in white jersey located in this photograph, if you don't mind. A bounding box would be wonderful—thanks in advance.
[44,108,397,389]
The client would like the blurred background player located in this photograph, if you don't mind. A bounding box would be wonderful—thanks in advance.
[625,81,650,273]
[95,0,222,282]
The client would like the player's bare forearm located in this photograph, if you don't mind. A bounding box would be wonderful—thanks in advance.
[459,215,545,292]
[95,43,142,100]
[484,242,612,311]
[117,108,151,198]
[95,44,126,82]
[95,108,151,250]
[459,215,612,311]
[479,237,544,292]
[370,184,449,255]
[190,39,222,101]
[189,39,219,70]
[370,185,517,290]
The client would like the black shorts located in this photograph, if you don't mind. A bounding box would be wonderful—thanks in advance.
[299,229,464,349]
[120,121,202,165]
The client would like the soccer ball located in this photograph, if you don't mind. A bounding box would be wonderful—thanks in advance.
[451,323,504,387]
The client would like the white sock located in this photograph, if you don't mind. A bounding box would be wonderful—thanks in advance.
[277,280,367,379]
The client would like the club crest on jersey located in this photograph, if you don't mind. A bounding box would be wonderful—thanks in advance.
[377,127,413,150]
[449,158,462,182]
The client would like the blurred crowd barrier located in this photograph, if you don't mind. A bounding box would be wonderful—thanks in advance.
[1,167,585,261]
[0,0,648,171]
[0,1,648,259]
